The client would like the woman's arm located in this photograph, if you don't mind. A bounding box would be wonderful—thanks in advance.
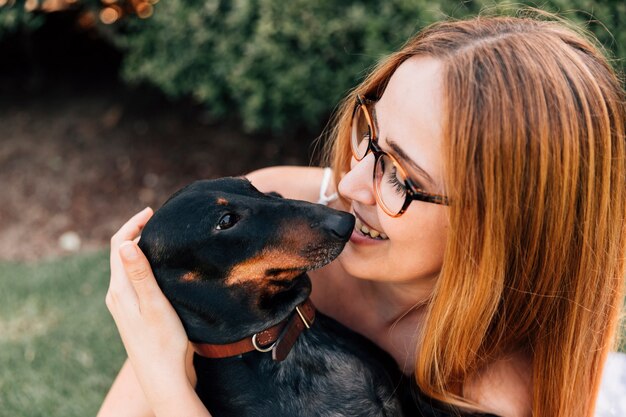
[246,166,330,203]
[97,359,153,417]
[98,350,197,417]
[99,208,208,417]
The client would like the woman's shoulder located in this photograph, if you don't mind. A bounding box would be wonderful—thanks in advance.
[462,352,532,417]
[401,376,500,417]
[401,352,531,417]
[246,165,331,203]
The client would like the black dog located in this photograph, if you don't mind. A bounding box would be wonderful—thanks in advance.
[138,177,405,417]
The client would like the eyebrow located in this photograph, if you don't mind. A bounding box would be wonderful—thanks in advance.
[387,140,436,186]
[370,106,436,187]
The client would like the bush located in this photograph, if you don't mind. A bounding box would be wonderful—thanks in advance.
[116,0,446,134]
[2,0,624,135]
[0,4,43,37]
[0,0,105,37]
[116,0,625,135]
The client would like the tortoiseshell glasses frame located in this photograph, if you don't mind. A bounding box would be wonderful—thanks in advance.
[350,94,449,217]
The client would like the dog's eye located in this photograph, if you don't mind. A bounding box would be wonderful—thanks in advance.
[216,213,237,230]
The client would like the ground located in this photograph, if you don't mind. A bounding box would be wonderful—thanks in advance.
[0,81,314,261]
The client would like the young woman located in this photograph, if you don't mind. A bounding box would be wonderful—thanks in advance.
[99,14,626,417]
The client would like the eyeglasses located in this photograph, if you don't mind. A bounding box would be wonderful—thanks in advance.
[350,94,449,217]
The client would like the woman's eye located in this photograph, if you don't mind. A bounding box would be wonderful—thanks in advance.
[216,213,237,230]
[387,166,408,196]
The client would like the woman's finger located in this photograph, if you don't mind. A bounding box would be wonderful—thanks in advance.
[108,208,154,310]
[119,241,165,311]
[111,207,153,246]
[110,207,153,288]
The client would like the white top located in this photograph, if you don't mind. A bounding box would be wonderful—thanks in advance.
[596,352,626,416]
[316,167,338,206]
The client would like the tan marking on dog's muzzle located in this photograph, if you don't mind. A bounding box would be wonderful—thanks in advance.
[277,218,328,250]
[217,197,228,205]
[225,248,309,287]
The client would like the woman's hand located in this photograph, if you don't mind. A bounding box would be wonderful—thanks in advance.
[106,207,207,417]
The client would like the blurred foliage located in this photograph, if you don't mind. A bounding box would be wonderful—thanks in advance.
[450,0,626,73]
[0,3,44,37]
[1,0,624,134]
[115,0,448,133]
[0,0,148,39]
[117,0,626,134]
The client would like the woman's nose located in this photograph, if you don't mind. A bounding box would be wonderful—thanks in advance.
[337,154,377,206]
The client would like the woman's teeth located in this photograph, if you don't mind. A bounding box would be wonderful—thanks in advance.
[355,218,388,240]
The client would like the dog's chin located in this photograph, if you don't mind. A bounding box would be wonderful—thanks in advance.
[303,241,347,271]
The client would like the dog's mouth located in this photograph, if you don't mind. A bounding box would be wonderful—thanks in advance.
[265,268,308,289]
[225,241,345,288]
[265,266,308,280]
[225,250,312,287]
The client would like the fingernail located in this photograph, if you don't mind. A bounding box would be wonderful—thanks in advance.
[120,242,138,260]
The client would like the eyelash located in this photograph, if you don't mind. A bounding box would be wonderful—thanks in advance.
[387,166,426,196]
[388,166,407,195]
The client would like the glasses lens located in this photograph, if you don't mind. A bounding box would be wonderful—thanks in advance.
[351,105,371,160]
[375,154,408,215]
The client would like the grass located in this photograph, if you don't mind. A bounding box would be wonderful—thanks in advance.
[0,251,126,417]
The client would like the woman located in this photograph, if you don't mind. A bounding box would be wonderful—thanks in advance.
[99,14,626,417]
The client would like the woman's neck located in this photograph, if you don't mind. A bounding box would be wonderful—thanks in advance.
[357,276,434,325]
[310,262,435,374]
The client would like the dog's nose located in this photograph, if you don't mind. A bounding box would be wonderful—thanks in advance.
[319,213,355,240]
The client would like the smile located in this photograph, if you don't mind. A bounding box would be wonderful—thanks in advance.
[354,217,388,240]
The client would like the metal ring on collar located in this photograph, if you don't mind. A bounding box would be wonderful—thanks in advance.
[251,334,277,353]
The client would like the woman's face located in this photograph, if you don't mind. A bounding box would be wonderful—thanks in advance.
[337,56,449,284]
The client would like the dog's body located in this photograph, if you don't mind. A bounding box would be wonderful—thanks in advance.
[138,178,406,417]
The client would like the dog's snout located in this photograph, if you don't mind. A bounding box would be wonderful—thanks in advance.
[318,213,355,241]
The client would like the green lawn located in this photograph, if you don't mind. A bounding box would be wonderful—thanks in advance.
[0,251,126,417]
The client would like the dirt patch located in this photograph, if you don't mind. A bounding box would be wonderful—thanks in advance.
[0,82,315,261]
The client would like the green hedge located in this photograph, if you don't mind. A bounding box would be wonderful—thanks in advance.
[115,0,447,133]
[116,0,626,134]
[0,0,102,37]
[0,4,43,37]
[2,0,624,134]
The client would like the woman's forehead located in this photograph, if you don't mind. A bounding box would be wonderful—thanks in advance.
[375,56,445,184]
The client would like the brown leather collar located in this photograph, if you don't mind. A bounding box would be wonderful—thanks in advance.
[192,298,315,362]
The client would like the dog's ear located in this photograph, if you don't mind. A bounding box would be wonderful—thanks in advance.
[265,191,283,198]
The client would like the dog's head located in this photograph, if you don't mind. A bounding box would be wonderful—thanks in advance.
[138,177,354,344]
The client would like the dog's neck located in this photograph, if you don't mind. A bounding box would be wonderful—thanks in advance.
[172,274,312,345]
[192,297,315,361]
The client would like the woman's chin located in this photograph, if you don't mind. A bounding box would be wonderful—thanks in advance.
[338,243,443,285]
[337,245,385,281]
